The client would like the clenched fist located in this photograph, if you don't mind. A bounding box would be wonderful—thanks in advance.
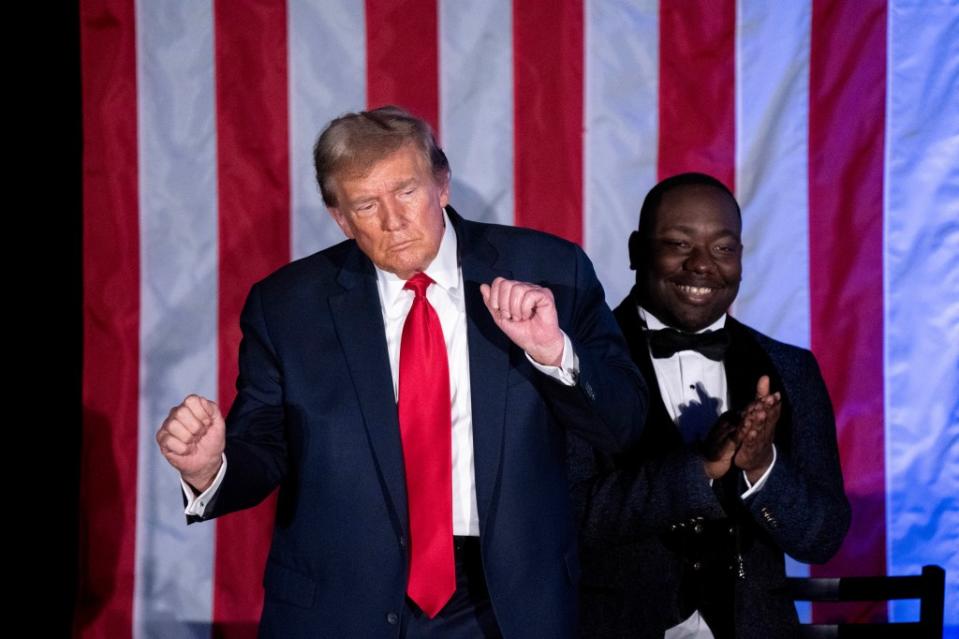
[480,277,565,367]
[156,394,225,492]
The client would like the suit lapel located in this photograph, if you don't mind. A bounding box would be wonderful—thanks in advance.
[451,209,513,529]
[723,317,772,412]
[328,245,408,533]
[723,317,792,455]
[613,294,682,453]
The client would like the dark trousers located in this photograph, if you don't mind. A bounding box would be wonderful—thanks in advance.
[401,536,503,638]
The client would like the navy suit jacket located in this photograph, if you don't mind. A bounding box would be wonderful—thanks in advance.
[569,292,850,638]
[191,209,647,638]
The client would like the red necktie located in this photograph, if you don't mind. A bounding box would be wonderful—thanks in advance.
[398,273,455,618]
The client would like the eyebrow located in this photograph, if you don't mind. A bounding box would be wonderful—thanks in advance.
[659,224,740,238]
[345,177,420,207]
[391,177,418,192]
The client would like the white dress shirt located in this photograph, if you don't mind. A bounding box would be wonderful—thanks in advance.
[183,211,578,536]
[639,306,776,639]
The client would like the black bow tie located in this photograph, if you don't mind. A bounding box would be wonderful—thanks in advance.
[646,327,731,361]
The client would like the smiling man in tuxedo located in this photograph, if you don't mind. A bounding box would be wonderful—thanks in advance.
[156,106,647,638]
[569,172,850,638]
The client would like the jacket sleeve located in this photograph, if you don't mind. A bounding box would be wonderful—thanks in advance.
[188,282,288,522]
[743,349,851,563]
[537,244,649,455]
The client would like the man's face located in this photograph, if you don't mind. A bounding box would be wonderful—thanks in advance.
[637,184,742,332]
[328,144,449,280]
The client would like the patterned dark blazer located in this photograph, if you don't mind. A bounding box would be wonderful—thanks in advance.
[569,289,850,639]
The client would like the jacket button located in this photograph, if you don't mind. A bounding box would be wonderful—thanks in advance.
[386,612,399,625]
[693,522,703,534]
[692,561,702,571]
[399,535,407,548]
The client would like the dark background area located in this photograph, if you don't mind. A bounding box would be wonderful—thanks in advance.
[22,2,82,634]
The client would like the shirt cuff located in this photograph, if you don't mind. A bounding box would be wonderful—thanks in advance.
[181,453,227,516]
[741,444,777,499]
[526,332,579,386]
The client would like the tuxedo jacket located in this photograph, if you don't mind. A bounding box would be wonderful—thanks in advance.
[568,291,850,638]
[190,209,648,638]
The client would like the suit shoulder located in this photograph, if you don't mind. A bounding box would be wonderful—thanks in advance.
[468,218,579,251]
[468,219,587,277]
[250,239,355,301]
[734,320,820,373]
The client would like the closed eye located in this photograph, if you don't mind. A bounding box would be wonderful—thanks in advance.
[353,201,376,216]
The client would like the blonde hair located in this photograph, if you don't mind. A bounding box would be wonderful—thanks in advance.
[313,105,450,207]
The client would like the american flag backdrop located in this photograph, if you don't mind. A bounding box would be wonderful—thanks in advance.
[78,0,958,636]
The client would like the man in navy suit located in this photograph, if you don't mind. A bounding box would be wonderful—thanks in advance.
[156,106,647,638]
[569,173,850,638]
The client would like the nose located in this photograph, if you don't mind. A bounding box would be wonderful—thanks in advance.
[684,246,714,274]
[379,199,406,231]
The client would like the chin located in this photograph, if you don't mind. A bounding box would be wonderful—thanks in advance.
[678,312,723,332]
[386,258,430,278]
[658,305,707,330]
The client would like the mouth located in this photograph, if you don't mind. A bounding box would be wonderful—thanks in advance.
[387,239,417,252]
[671,282,721,303]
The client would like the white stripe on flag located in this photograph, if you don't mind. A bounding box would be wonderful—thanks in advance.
[734,0,812,350]
[734,1,814,619]
[134,0,218,635]
[289,0,367,261]
[584,0,660,305]
[440,0,515,226]
[884,0,959,626]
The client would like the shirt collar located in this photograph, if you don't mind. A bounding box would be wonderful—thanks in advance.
[375,209,461,311]
[638,305,727,334]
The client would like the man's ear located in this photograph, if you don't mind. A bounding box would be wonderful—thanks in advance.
[328,207,355,240]
[438,173,451,210]
[627,231,641,271]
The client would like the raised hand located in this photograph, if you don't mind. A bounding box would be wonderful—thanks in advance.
[734,375,780,483]
[480,277,565,367]
[702,410,742,480]
[156,394,225,492]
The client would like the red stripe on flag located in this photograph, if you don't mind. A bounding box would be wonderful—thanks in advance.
[213,0,291,632]
[513,0,584,244]
[808,0,887,623]
[77,0,139,636]
[365,0,440,135]
[657,0,736,191]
